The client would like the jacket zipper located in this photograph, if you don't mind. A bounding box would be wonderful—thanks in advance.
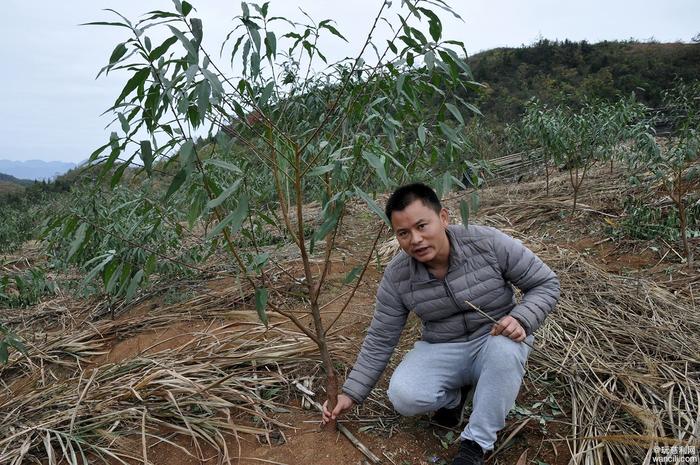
[443,279,469,334]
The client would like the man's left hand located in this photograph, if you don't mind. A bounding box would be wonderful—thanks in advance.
[490,315,526,342]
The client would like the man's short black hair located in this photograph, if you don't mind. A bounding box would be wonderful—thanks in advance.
[385,183,442,222]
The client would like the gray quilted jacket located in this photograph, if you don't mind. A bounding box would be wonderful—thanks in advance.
[342,224,560,404]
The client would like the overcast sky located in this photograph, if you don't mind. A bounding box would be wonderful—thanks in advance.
[2,0,698,163]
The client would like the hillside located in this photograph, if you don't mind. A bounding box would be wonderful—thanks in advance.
[467,40,700,122]
[0,172,31,184]
[1,162,698,465]
[0,159,76,181]
[0,172,32,195]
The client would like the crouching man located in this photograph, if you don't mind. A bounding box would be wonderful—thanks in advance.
[322,183,560,465]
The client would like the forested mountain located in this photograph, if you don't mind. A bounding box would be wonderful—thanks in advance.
[467,40,700,122]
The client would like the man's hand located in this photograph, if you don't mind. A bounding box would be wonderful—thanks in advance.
[322,394,355,424]
[490,315,527,342]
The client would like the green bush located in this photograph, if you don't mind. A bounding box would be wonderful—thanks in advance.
[0,267,57,308]
[41,183,209,301]
[0,180,71,253]
[616,196,700,241]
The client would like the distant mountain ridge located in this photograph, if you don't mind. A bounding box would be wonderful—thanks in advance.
[0,159,76,181]
[0,172,32,185]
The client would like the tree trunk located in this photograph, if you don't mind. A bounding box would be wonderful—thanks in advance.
[679,201,692,268]
[311,299,339,430]
[569,165,579,214]
[675,171,693,268]
[545,157,550,197]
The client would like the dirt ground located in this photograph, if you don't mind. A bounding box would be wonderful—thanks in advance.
[84,245,572,465]
[5,162,698,465]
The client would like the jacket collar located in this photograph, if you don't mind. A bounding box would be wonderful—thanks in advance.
[408,226,467,283]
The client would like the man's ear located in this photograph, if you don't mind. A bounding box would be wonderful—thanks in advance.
[439,207,449,227]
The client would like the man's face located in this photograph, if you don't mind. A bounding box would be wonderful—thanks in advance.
[391,199,450,267]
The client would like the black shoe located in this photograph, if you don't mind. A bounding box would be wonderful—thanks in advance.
[452,439,484,465]
[433,385,470,428]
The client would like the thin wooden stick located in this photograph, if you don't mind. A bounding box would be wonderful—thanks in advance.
[462,299,536,351]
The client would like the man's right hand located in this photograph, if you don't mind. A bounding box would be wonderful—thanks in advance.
[322,393,355,424]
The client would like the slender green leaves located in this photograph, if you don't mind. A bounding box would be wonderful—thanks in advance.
[205,195,249,240]
[255,287,269,326]
[355,187,390,227]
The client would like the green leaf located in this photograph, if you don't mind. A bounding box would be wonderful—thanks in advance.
[164,168,188,200]
[457,96,484,116]
[362,151,390,188]
[80,21,131,29]
[149,36,178,61]
[441,172,453,197]
[67,223,88,260]
[103,260,118,288]
[187,190,206,226]
[182,0,193,16]
[115,68,150,107]
[204,158,242,173]
[252,252,270,269]
[109,43,128,65]
[259,81,274,107]
[9,337,27,357]
[438,122,458,142]
[143,10,181,20]
[0,343,8,364]
[417,124,426,145]
[196,79,211,120]
[254,287,269,327]
[418,7,442,41]
[424,50,435,70]
[307,164,334,176]
[167,25,198,60]
[314,210,341,241]
[201,68,224,96]
[88,141,111,163]
[459,200,469,228]
[343,265,363,284]
[320,22,348,42]
[179,140,195,168]
[445,103,464,125]
[118,113,130,133]
[264,30,277,58]
[106,264,123,294]
[125,269,145,302]
[205,179,242,211]
[205,195,249,240]
[190,17,203,45]
[250,26,262,52]
[140,140,153,175]
[145,254,157,275]
[463,101,483,117]
[250,51,261,76]
[111,154,134,188]
[355,186,390,227]
[396,74,406,94]
[83,253,114,285]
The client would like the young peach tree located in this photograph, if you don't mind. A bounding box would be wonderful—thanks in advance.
[631,80,700,266]
[67,0,479,428]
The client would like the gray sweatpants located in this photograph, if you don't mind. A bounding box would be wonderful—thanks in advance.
[387,333,533,451]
